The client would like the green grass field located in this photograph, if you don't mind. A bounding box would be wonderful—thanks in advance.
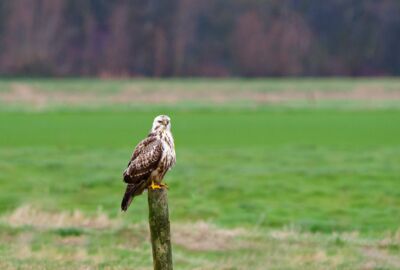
[0,79,399,269]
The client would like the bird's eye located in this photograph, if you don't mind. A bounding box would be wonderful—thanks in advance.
[158,120,162,123]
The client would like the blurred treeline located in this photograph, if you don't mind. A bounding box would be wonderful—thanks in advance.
[0,0,399,77]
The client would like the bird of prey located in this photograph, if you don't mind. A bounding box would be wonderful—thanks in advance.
[121,115,176,211]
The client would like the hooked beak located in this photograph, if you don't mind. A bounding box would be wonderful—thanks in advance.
[162,119,169,126]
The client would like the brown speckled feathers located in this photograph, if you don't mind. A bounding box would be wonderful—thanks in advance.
[121,115,176,212]
[123,135,162,183]
[121,135,162,211]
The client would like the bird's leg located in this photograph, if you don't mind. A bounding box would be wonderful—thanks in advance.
[149,180,162,190]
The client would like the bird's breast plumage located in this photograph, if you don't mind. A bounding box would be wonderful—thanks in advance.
[151,129,175,182]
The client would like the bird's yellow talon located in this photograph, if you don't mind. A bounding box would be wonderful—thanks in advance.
[150,181,162,190]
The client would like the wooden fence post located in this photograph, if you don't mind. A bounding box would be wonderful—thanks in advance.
[148,188,173,270]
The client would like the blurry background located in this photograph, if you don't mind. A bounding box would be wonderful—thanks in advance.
[0,0,400,77]
[0,1,400,270]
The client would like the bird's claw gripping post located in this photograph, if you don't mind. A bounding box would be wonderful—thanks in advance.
[150,181,162,190]
[149,181,169,190]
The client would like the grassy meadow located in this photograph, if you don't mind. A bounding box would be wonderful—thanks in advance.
[0,78,399,269]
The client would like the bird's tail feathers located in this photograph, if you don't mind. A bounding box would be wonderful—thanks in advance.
[121,184,136,211]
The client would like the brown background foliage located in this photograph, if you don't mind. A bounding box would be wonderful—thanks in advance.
[0,0,399,77]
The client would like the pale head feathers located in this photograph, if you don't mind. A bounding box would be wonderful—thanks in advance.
[151,115,171,132]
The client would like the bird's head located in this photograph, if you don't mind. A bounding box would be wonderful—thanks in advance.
[151,115,171,132]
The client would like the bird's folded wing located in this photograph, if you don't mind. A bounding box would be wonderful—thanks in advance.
[123,138,163,183]
[126,136,158,167]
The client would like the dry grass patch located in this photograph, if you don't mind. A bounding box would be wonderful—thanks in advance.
[2,205,119,229]
[361,247,400,269]
[173,221,248,251]
[2,82,400,108]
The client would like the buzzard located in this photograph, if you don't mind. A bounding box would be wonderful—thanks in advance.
[121,115,176,211]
